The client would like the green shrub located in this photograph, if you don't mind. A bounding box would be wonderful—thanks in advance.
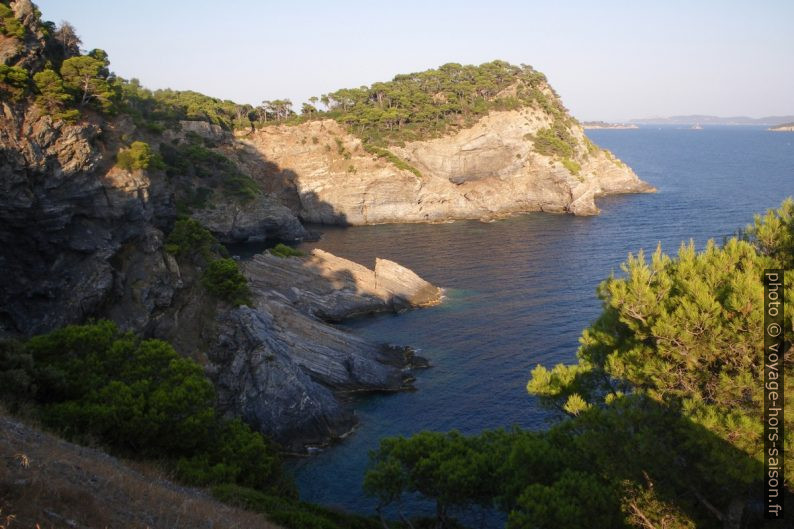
[212,484,381,529]
[177,419,294,496]
[561,157,581,177]
[314,61,569,146]
[32,69,74,115]
[363,144,422,178]
[201,258,251,305]
[116,141,164,171]
[744,196,794,267]
[0,64,30,99]
[21,321,216,456]
[603,149,626,168]
[584,136,599,156]
[269,243,304,258]
[0,339,35,408]
[165,218,216,260]
[532,125,576,158]
[160,138,259,203]
[0,4,25,38]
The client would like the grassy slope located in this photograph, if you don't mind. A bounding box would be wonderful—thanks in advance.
[0,411,282,529]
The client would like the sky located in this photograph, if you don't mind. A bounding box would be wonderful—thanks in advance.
[34,0,794,122]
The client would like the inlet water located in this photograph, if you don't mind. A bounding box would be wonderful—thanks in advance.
[289,126,794,513]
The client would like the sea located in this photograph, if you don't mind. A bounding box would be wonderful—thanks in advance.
[285,125,793,516]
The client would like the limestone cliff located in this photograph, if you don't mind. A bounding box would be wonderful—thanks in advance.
[241,110,653,224]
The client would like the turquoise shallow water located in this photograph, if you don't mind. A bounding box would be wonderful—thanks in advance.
[288,126,794,514]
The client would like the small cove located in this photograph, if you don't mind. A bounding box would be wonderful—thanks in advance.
[275,126,794,514]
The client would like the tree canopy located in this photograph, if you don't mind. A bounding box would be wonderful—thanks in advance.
[311,60,571,146]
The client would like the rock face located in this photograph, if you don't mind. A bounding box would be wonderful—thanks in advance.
[0,104,164,336]
[190,195,308,243]
[207,306,356,451]
[208,251,439,451]
[243,109,654,225]
[243,249,442,321]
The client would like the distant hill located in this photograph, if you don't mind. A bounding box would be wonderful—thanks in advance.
[582,121,638,129]
[769,122,794,131]
[631,115,794,126]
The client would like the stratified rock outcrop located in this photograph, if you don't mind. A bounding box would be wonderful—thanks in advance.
[243,249,442,321]
[208,306,356,451]
[207,250,437,450]
[0,104,162,336]
[243,109,653,225]
[191,195,308,243]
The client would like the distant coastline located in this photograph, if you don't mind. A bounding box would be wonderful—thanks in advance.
[581,121,639,129]
[630,114,794,126]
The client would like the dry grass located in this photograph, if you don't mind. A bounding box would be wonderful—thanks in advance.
[0,412,282,529]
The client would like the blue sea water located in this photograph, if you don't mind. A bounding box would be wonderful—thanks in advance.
[288,126,794,514]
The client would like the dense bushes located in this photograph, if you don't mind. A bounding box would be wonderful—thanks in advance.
[165,219,251,306]
[0,321,292,496]
[530,124,577,158]
[745,196,794,267]
[22,321,215,455]
[315,60,566,146]
[362,144,423,177]
[201,258,252,306]
[0,64,29,100]
[115,141,164,171]
[1,6,254,131]
[561,157,581,178]
[164,217,218,259]
[0,3,26,38]
[269,243,305,258]
[213,484,381,529]
[160,135,260,208]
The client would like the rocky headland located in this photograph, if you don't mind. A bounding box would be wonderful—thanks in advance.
[242,109,653,222]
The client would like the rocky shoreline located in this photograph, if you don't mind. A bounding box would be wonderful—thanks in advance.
[207,250,441,451]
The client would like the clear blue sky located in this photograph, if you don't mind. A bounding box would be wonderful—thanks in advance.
[34,0,794,121]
